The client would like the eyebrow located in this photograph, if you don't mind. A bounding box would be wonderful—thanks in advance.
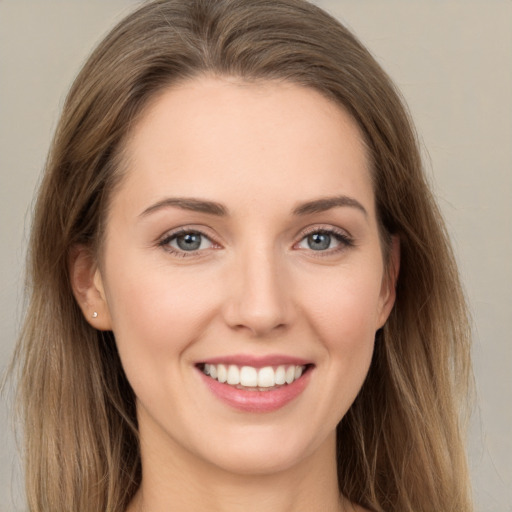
[139,197,228,217]
[292,195,368,217]
[139,194,367,219]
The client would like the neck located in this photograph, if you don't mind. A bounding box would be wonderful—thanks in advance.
[127,430,350,512]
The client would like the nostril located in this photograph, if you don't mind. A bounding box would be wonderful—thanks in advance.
[221,267,292,336]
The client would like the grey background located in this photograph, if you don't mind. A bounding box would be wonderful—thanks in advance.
[1,1,511,510]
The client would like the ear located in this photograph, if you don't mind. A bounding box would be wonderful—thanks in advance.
[69,245,112,330]
[377,235,400,328]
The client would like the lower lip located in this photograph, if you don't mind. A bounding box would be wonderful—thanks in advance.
[198,368,312,413]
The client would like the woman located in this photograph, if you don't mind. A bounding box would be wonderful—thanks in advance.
[12,0,473,510]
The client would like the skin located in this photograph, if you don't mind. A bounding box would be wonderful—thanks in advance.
[72,76,398,512]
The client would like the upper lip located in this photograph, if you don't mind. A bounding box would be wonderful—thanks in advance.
[197,354,312,368]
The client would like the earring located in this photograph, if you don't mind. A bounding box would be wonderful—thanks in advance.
[92,311,98,318]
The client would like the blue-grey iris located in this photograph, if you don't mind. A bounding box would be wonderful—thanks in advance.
[308,232,331,250]
[177,233,202,251]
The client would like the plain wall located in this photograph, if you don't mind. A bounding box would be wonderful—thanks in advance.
[1,1,510,510]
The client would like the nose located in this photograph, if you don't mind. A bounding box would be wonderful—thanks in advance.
[222,246,293,337]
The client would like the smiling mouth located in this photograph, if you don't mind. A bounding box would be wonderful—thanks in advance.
[197,363,312,391]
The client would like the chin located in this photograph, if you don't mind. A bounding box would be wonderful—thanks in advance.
[190,424,333,477]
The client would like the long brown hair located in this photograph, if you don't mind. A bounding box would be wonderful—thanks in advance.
[11,0,473,510]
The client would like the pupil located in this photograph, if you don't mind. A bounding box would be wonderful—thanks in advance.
[177,233,201,251]
[308,232,330,251]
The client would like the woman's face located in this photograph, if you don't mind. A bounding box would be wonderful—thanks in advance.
[92,77,397,475]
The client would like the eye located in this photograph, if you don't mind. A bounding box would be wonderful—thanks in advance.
[296,229,353,252]
[160,230,216,255]
[301,232,335,251]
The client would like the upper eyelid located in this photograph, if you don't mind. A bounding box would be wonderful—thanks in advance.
[296,224,353,240]
[159,226,218,242]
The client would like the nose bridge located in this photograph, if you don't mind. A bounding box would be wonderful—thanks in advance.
[223,241,291,336]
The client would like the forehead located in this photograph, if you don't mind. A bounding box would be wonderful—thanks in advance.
[117,76,374,218]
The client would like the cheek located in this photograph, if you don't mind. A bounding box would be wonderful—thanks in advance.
[300,266,382,383]
[288,268,382,430]
[102,257,221,363]
[303,268,383,342]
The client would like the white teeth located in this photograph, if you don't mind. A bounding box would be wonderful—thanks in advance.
[217,364,227,383]
[240,366,258,387]
[202,363,306,388]
[285,365,295,384]
[257,366,275,387]
[275,365,286,385]
[227,365,240,385]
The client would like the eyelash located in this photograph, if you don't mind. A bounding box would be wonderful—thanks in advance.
[157,226,354,258]
[158,228,218,258]
[296,226,355,255]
